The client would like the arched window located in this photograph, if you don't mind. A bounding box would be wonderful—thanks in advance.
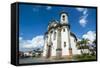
[63,28,65,32]
[64,42,66,47]
[54,32,56,40]
[62,15,65,21]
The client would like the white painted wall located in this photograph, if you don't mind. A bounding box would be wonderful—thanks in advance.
[70,36,81,55]
[51,29,57,56]
[61,27,70,56]
[43,38,47,57]
[24,52,32,56]
[82,49,89,54]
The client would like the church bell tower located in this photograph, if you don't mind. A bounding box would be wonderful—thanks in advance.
[60,12,68,24]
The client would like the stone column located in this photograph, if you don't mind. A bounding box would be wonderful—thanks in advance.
[56,27,62,59]
[48,31,52,46]
[67,27,72,57]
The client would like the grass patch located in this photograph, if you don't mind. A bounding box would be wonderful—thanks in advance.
[73,54,96,61]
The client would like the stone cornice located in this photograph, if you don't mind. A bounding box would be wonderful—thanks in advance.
[48,23,70,31]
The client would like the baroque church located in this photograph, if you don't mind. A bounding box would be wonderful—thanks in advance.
[43,11,81,59]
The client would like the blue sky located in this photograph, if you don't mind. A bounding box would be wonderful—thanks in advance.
[19,4,96,51]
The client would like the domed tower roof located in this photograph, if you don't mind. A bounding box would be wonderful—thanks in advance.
[60,11,69,16]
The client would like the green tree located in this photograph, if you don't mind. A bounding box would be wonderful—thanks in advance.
[91,39,96,55]
[81,39,89,54]
[76,41,83,54]
[77,39,89,54]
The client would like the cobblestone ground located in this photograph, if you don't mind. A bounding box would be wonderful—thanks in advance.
[19,57,76,64]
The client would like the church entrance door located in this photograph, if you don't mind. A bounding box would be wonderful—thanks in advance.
[47,46,51,58]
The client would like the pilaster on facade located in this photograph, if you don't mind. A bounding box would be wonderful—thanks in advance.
[56,27,62,59]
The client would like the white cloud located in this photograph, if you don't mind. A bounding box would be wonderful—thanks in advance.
[33,8,39,12]
[76,8,88,15]
[19,37,23,41]
[31,35,44,48]
[46,6,52,10]
[77,38,82,41]
[79,14,88,27]
[76,8,85,12]
[83,9,88,15]
[76,8,88,27]
[19,35,44,51]
[32,6,42,12]
[82,31,96,42]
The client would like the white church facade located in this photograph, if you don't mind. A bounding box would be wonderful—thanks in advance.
[43,11,81,59]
